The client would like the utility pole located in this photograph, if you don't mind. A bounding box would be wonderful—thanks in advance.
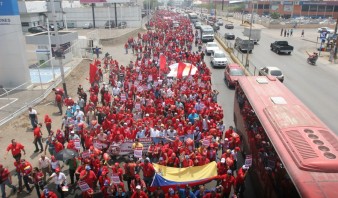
[245,2,254,68]
[222,0,224,11]
[51,0,68,97]
[91,3,96,28]
[334,17,338,60]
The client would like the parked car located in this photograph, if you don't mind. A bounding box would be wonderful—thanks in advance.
[317,27,334,33]
[234,36,254,53]
[258,66,284,82]
[270,41,294,55]
[117,21,127,29]
[224,32,235,40]
[105,20,116,28]
[205,42,219,55]
[211,50,229,68]
[83,23,93,29]
[224,63,244,87]
[194,21,202,29]
[224,24,234,29]
[28,26,47,33]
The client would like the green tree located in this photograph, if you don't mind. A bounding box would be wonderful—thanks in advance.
[270,12,280,19]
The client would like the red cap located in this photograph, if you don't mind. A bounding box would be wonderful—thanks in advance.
[55,168,60,173]
[115,162,119,167]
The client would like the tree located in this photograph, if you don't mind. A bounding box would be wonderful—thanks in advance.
[270,12,280,19]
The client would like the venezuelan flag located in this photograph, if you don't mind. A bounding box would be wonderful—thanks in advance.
[150,162,218,191]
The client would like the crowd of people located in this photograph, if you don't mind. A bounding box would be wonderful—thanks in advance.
[0,10,249,198]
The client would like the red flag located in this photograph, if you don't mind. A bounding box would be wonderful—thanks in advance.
[159,55,166,72]
[177,62,186,79]
[89,63,98,84]
[94,59,101,66]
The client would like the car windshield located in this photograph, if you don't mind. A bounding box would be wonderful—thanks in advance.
[208,44,217,47]
[270,70,282,76]
[230,69,244,76]
[214,53,225,58]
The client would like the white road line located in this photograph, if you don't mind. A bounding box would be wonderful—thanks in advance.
[0,98,18,110]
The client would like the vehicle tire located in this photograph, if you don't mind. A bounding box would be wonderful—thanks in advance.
[270,47,273,51]
[288,52,291,55]
[277,50,280,54]
[227,80,231,88]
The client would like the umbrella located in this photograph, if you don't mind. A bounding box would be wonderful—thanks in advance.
[55,149,79,161]
[167,63,198,78]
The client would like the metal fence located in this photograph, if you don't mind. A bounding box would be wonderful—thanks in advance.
[0,40,83,127]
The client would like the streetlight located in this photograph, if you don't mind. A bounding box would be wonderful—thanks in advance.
[245,2,254,68]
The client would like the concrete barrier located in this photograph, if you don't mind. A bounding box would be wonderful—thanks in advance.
[215,35,251,76]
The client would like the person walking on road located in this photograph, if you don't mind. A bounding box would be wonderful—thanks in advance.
[4,139,26,162]
[44,114,52,134]
[28,107,38,129]
[284,29,287,37]
[0,164,17,198]
[38,155,51,182]
[301,29,304,37]
[280,28,283,36]
[55,92,63,115]
[47,168,67,198]
[290,29,293,36]
[33,123,44,153]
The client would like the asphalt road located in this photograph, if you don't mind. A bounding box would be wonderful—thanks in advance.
[219,22,338,135]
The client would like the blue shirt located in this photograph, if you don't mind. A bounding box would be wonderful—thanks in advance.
[179,189,196,198]
[188,113,199,124]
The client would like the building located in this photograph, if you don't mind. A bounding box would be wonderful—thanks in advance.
[244,1,338,19]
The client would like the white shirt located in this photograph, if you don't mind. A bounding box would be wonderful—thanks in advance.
[112,87,120,96]
[50,172,67,185]
[74,110,85,120]
[150,128,159,138]
[39,157,51,169]
[29,109,37,115]
[51,161,60,170]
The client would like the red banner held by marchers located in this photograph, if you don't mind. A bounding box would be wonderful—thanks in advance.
[159,55,166,72]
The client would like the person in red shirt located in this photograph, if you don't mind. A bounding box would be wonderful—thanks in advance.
[139,158,155,187]
[219,170,236,198]
[40,188,58,198]
[79,165,97,189]
[225,126,234,139]
[0,164,17,197]
[111,162,123,182]
[165,187,179,198]
[4,139,26,162]
[235,165,249,196]
[53,139,64,153]
[55,93,63,115]
[44,114,52,134]
[203,188,221,198]
[131,185,148,198]
[19,159,33,193]
[166,153,179,167]
[33,123,44,153]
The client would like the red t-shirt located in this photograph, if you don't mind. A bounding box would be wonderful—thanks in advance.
[40,191,58,198]
[7,143,24,156]
[79,170,97,188]
[0,168,10,183]
[34,127,42,138]
[131,191,148,198]
[140,163,155,178]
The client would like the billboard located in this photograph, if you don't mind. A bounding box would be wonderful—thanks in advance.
[80,0,131,3]
[0,0,19,16]
[80,0,106,3]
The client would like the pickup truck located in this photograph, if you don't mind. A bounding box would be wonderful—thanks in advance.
[270,41,294,55]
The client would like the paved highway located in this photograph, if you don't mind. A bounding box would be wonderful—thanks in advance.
[218,21,338,135]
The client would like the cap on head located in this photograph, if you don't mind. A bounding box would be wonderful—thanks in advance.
[221,158,226,163]
[227,169,232,175]
[55,168,60,173]
[136,185,141,190]
[242,165,249,170]
[85,165,91,170]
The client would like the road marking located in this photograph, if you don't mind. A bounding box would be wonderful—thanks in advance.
[0,98,18,110]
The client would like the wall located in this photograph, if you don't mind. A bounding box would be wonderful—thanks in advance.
[0,0,31,88]
[63,5,142,28]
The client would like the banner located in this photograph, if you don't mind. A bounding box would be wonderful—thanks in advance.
[177,62,186,79]
[107,138,152,156]
[159,54,166,72]
[111,174,121,184]
[78,181,90,192]
[89,63,98,84]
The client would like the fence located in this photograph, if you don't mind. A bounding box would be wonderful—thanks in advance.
[0,40,84,127]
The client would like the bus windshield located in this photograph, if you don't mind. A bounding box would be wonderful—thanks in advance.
[202,30,214,35]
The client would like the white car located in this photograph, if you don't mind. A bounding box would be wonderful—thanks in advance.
[317,27,334,34]
[205,42,219,55]
[258,66,284,82]
[211,50,228,68]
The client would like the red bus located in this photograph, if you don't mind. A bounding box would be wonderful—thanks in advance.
[233,76,338,198]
